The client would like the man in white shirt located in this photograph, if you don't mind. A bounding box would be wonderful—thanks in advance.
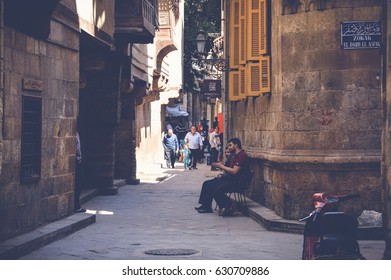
[185,125,203,170]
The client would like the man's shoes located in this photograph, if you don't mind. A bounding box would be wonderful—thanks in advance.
[75,208,86,213]
[197,207,213,213]
[195,205,204,210]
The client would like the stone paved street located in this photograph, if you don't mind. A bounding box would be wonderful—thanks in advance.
[20,161,385,260]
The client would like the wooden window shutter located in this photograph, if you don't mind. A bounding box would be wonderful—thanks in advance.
[239,66,246,99]
[230,0,240,69]
[247,0,260,61]
[229,71,241,101]
[239,0,246,65]
[260,56,271,93]
[246,62,261,96]
[259,0,268,55]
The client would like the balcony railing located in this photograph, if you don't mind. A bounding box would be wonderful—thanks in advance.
[115,0,158,44]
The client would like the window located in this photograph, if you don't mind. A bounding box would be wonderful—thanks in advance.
[229,0,270,101]
[21,96,42,183]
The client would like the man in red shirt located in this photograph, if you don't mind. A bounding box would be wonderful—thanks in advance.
[195,138,249,216]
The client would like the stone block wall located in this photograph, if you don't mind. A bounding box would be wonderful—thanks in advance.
[0,20,79,241]
[229,0,383,219]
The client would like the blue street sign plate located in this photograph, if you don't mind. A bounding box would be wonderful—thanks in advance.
[341,21,381,50]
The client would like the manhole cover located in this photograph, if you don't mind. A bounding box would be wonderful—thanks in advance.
[144,248,199,256]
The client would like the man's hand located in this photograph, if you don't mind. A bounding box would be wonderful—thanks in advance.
[212,162,223,169]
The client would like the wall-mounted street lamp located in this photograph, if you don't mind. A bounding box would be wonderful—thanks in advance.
[196,31,207,54]
[193,30,228,72]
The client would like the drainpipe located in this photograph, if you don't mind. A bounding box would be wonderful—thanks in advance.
[222,0,229,147]
[0,0,4,175]
[381,0,391,260]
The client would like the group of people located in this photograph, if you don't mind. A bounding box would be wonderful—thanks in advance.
[162,126,249,217]
[162,125,204,170]
[162,122,249,217]
[162,123,223,171]
[75,118,247,218]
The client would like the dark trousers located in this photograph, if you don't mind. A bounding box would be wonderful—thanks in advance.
[164,149,176,168]
[210,147,219,164]
[198,178,222,207]
[189,148,200,168]
[213,182,236,209]
[198,177,232,208]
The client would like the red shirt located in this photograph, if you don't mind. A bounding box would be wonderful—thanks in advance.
[229,150,249,181]
[229,150,248,168]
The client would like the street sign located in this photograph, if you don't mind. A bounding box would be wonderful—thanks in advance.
[341,21,381,50]
[202,79,221,98]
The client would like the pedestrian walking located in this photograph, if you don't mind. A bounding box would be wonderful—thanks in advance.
[182,144,191,170]
[162,128,179,169]
[185,125,203,170]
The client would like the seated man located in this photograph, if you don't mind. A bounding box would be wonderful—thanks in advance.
[212,138,250,216]
[195,138,249,215]
[195,146,233,213]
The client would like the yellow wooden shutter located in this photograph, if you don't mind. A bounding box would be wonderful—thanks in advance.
[246,62,261,96]
[239,66,246,99]
[229,71,240,101]
[239,0,246,65]
[259,0,268,55]
[230,0,240,69]
[260,56,270,93]
[247,0,260,61]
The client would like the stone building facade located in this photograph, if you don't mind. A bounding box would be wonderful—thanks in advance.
[0,0,79,240]
[0,0,183,242]
[133,0,184,173]
[225,0,383,219]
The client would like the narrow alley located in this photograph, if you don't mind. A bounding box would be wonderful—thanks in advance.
[18,161,384,260]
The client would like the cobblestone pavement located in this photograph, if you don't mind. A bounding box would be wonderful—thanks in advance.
[21,161,385,260]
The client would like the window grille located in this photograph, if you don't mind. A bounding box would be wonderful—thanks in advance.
[21,96,42,183]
